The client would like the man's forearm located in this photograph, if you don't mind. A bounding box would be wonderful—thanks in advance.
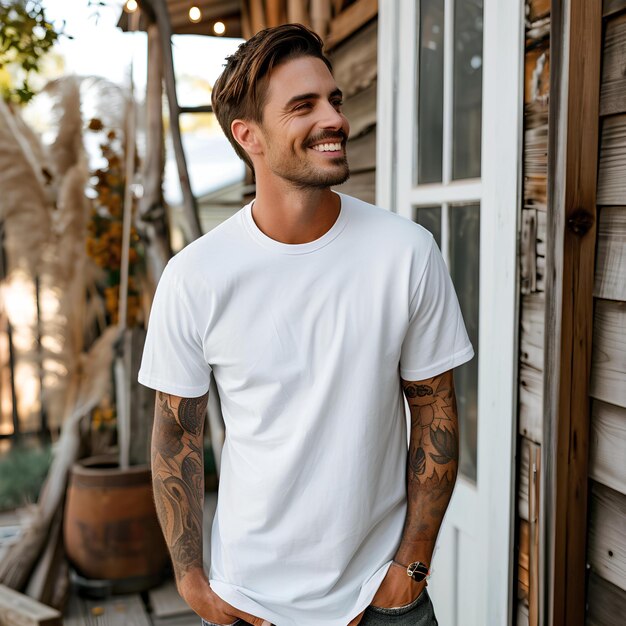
[151,391,208,587]
[395,372,459,566]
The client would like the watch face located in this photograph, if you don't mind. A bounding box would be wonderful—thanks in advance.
[408,562,429,581]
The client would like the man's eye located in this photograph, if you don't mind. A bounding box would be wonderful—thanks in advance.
[294,103,312,111]
[332,99,344,108]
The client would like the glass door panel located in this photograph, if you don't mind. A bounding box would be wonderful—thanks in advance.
[449,203,480,480]
[415,206,442,248]
[417,0,445,184]
[452,0,483,180]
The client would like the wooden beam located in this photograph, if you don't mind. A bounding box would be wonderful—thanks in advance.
[325,0,378,50]
[603,0,626,18]
[543,1,603,625]
[142,0,202,243]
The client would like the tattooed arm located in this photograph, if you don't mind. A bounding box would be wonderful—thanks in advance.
[395,369,458,568]
[368,369,458,610]
[151,392,265,625]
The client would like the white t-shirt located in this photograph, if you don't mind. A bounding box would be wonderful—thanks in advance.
[138,192,473,625]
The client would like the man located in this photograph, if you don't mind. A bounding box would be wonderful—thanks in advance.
[138,24,473,626]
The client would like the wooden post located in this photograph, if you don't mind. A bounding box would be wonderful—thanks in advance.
[543,1,602,624]
[138,21,171,288]
[144,0,202,243]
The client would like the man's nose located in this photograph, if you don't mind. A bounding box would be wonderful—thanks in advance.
[319,102,346,130]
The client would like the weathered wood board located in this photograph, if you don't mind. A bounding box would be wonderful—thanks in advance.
[528,0,550,22]
[519,363,543,444]
[520,293,544,371]
[597,114,626,206]
[589,399,626,496]
[586,570,626,625]
[600,12,626,116]
[0,584,61,626]
[519,519,530,602]
[347,127,376,173]
[342,80,377,138]
[594,206,626,301]
[587,482,626,591]
[326,0,378,50]
[335,169,375,205]
[329,20,377,98]
[149,579,195,622]
[589,299,626,408]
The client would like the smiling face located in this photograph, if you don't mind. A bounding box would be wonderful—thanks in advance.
[253,55,350,189]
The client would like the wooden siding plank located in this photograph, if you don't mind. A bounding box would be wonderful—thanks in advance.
[342,80,377,138]
[521,209,538,294]
[519,363,543,444]
[528,0,550,21]
[543,0,603,623]
[519,519,530,602]
[594,206,626,301]
[600,12,626,116]
[587,482,626,591]
[520,293,544,371]
[525,44,550,104]
[329,20,377,98]
[589,399,626,495]
[603,0,626,18]
[346,126,376,173]
[519,437,531,521]
[590,299,626,408]
[335,169,375,204]
[597,114,626,206]
[325,0,378,50]
[587,570,626,625]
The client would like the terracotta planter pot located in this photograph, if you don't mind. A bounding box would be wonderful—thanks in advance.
[64,456,169,588]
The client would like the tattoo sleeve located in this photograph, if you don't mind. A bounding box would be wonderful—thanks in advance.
[395,370,459,566]
[151,391,209,587]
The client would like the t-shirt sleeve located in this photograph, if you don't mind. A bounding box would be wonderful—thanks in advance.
[138,263,212,397]
[399,236,474,381]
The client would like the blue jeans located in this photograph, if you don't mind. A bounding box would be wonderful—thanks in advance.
[201,589,438,625]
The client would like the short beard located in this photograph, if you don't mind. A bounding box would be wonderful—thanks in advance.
[282,159,350,190]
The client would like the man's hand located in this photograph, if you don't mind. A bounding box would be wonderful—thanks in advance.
[346,565,426,626]
[179,568,270,626]
[370,564,426,608]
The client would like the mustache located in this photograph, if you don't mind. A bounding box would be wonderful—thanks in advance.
[306,130,347,147]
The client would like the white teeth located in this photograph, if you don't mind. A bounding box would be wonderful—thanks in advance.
[312,142,342,152]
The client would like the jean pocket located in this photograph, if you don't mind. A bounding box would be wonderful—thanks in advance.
[368,588,430,615]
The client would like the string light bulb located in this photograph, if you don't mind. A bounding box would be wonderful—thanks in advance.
[124,0,138,12]
[213,21,226,35]
[188,5,202,22]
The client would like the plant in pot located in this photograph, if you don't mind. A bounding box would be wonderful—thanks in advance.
[63,116,168,595]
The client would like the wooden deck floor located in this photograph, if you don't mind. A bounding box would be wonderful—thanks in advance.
[0,493,218,626]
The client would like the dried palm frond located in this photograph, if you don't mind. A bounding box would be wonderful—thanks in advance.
[0,325,121,588]
[42,77,83,180]
[0,100,53,275]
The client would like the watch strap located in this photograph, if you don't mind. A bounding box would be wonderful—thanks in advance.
[392,560,430,582]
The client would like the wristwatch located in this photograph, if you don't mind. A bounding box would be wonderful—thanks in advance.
[392,560,430,582]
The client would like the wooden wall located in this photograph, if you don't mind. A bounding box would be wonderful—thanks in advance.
[328,13,377,204]
[517,1,626,623]
[586,2,626,621]
[516,1,550,623]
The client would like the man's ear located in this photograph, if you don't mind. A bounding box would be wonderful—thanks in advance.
[231,119,263,158]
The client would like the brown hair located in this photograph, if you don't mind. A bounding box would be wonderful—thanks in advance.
[211,24,333,170]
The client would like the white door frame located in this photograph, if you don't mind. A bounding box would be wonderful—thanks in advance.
[377,0,523,623]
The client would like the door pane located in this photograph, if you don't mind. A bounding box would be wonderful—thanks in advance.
[414,206,442,248]
[449,204,480,481]
[452,0,483,180]
[417,0,445,184]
